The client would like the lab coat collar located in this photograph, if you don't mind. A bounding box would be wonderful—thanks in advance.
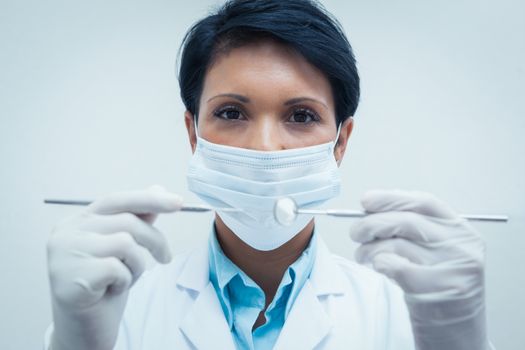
[176,233,348,349]
[176,244,210,292]
[179,281,237,349]
[309,234,348,296]
[273,235,347,349]
[177,244,237,349]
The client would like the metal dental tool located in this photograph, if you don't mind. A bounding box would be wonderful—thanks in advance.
[273,197,509,226]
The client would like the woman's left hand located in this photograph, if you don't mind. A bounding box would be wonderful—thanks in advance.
[350,189,490,350]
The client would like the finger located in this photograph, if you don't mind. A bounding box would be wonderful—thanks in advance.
[78,232,147,282]
[370,253,441,294]
[74,257,132,297]
[136,185,165,224]
[361,189,457,219]
[350,211,442,244]
[355,237,436,265]
[79,213,172,263]
[88,187,183,215]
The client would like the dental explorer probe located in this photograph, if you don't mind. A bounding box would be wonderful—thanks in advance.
[273,197,509,226]
[43,199,242,213]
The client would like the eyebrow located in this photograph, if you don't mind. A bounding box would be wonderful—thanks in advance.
[207,93,250,103]
[207,93,328,109]
[284,97,328,109]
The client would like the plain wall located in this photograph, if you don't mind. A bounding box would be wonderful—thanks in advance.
[1,0,524,348]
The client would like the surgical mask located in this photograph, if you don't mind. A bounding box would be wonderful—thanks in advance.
[186,119,342,251]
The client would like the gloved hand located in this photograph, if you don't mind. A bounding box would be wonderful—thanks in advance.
[350,189,488,350]
[47,186,182,350]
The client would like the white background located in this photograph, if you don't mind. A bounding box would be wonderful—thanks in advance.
[1,0,524,348]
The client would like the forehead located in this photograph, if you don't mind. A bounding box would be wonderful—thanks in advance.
[200,39,334,105]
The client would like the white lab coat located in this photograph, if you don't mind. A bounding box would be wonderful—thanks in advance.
[45,236,415,349]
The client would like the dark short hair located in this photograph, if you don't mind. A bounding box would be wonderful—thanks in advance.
[178,0,360,125]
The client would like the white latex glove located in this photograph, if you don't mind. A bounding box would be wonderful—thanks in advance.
[47,186,182,350]
[350,189,488,350]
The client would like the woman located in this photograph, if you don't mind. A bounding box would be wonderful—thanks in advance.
[45,0,491,349]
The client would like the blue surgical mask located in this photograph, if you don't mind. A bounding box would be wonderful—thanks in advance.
[186,119,342,251]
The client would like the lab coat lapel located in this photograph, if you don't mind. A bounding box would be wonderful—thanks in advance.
[177,244,236,350]
[273,236,346,350]
[273,280,332,350]
[179,282,236,350]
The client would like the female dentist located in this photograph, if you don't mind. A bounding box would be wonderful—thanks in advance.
[45,0,492,349]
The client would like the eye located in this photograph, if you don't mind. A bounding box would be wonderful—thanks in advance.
[288,108,320,124]
[213,105,243,120]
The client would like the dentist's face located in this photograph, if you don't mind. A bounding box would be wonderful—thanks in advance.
[185,39,352,162]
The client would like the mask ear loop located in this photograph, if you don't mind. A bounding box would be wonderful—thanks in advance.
[334,121,342,146]
[193,114,200,139]
[333,118,347,165]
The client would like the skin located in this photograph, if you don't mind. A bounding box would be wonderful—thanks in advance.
[184,38,353,329]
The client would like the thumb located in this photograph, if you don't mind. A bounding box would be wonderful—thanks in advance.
[372,253,439,294]
[372,252,410,280]
[372,252,422,293]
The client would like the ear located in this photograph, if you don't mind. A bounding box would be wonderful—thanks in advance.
[334,117,354,166]
[184,111,197,154]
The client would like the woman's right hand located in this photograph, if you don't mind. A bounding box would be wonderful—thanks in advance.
[47,186,182,350]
